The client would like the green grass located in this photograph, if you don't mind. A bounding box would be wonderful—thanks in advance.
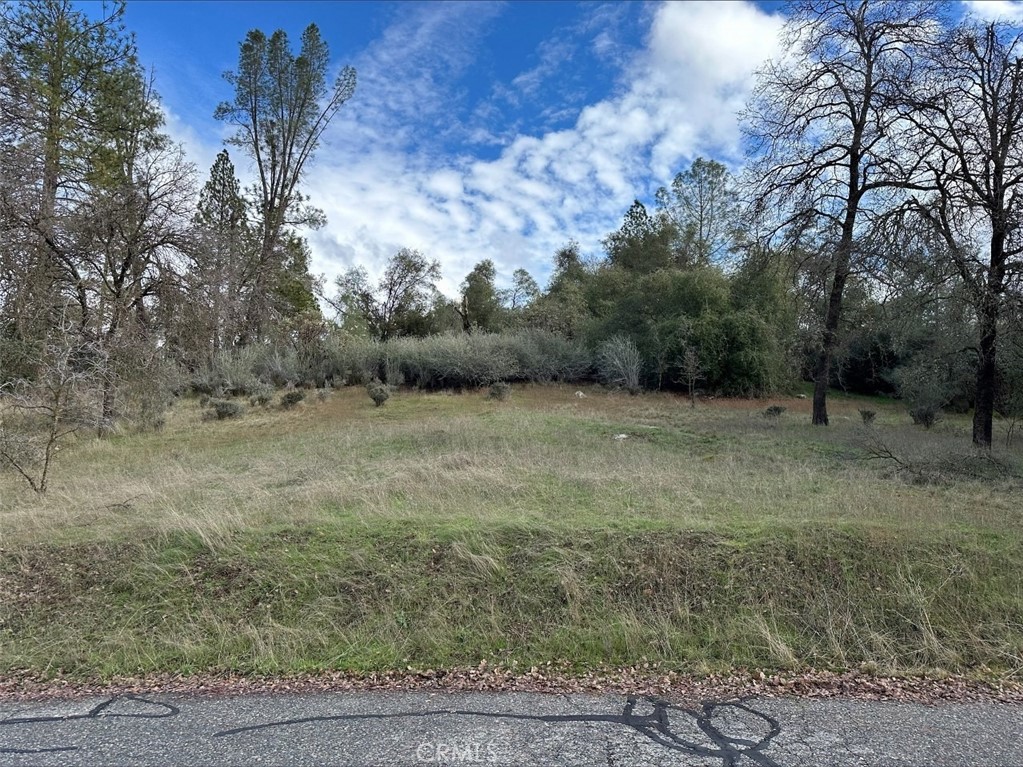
[1,384,1021,680]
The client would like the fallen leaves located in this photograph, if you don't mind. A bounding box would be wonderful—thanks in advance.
[0,663,1020,705]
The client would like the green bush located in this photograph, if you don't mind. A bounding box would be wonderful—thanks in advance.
[204,399,244,420]
[489,381,511,401]
[367,381,390,407]
[909,404,939,429]
[280,390,306,409]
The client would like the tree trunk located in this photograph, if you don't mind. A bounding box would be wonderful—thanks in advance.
[812,242,852,426]
[973,311,997,448]
[973,227,1005,449]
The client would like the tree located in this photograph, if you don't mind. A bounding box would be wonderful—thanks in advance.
[460,259,503,332]
[743,0,937,426]
[0,319,104,494]
[655,157,739,267]
[601,200,676,273]
[73,62,194,429]
[524,242,591,338]
[0,0,135,341]
[902,20,1023,447]
[503,268,540,311]
[678,344,703,408]
[215,24,356,341]
[329,248,441,341]
[181,149,254,363]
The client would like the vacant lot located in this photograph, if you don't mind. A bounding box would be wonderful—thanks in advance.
[1,385,1021,681]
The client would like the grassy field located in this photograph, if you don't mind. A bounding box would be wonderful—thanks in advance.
[1,384,1021,681]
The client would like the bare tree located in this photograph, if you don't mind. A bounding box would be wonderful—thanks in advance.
[0,319,104,494]
[678,345,703,408]
[901,20,1023,447]
[72,67,195,429]
[743,0,937,426]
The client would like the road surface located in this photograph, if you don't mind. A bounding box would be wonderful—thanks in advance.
[1,690,1020,766]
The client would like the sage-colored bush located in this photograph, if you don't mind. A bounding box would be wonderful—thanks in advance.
[597,335,642,394]
[204,399,244,421]
[367,381,390,406]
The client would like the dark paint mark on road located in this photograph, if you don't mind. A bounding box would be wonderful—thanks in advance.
[0,695,178,756]
[214,695,783,767]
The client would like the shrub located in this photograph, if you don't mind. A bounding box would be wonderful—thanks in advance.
[367,381,390,407]
[384,334,517,390]
[909,404,939,429]
[598,335,642,394]
[192,347,263,397]
[111,353,185,434]
[205,399,244,420]
[503,330,593,383]
[489,381,511,401]
[249,392,273,407]
[692,310,783,397]
[859,409,876,425]
[0,331,105,493]
[253,346,300,388]
[280,390,306,409]
[893,357,964,431]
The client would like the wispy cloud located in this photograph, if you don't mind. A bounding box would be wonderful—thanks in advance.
[180,1,784,298]
[962,0,1023,22]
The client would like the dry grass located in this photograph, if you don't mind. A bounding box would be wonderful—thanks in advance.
[2,385,1019,546]
[1,384,1021,679]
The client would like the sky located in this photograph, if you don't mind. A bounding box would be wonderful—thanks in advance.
[119,0,1021,299]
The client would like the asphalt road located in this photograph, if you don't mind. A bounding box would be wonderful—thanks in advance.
[1,691,1020,766]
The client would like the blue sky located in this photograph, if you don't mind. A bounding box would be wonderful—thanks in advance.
[119,0,1019,297]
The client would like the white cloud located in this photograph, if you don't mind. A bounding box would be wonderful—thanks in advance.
[172,1,785,300]
[962,0,1023,22]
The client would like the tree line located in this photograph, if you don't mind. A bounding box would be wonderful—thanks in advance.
[2,0,1022,469]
